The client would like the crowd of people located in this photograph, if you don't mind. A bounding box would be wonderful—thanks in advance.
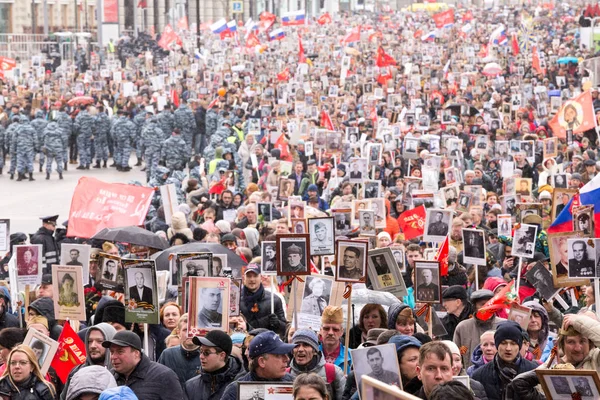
[2,0,600,399]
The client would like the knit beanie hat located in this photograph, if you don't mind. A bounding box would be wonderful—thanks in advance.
[292,329,320,352]
[494,321,523,348]
[215,220,232,234]
[441,340,460,356]
[102,302,126,327]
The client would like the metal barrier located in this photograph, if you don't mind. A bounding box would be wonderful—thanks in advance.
[0,40,100,61]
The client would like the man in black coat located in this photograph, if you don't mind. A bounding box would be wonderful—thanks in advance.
[440,286,472,340]
[239,264,286,336]
[103,331,183,400]
[30,215,60,274]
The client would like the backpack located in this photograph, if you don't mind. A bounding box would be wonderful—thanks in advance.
[286,362,335,383]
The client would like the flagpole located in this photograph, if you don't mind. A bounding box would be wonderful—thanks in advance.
[144,323,149,357]
[515,257,523,296]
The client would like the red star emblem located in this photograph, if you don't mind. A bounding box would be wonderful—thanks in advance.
[268,388,275,394]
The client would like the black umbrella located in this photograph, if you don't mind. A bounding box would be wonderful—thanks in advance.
[444,103,480,117]
[92,226,169,250]
[151,243,246,279]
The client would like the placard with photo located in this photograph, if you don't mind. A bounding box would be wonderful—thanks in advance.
[97,253,124,292]
[14,244,43,289]
[462,229,487,266]
[543,137,558,159]
[359,210,376,236]
[277,234,311,276]
[288,274,344,329]
[229,278,242,317]
[501,194,518,216]
[515,203,543,224]
[175,253,213,285]
[336,239,369,283]
[552,174,568,189]
[349,157,368,183]
[260,241,277,276]
[291,218,307,234]
[60,243,91,285]
[123,259,159,324]
[511,224,538,259]
[211,254,228,277]
[497,214,513,237]
[23,328,59,375]
[308,217,335,256]
[548,231,590,288]
[515,178,532,197]
[257,202,273,222]
[52,264,86,321]
[367,143,382,165]
[444,167,459,186]
[0,219,8,253]
[277,178,295,201]
[525,262,560,301]
[363,180,381,199]
[552,189,577,220]
[361,376,415,400]
[508,303,532,330]
[537,369,600,400]
[333,208,352,236]
[456,191,473,213]
[238,382,293,400]
[567,238,596,278]
[573,205,594,236]
[351,344,402,399]
[403,137,420,159]
[187,277,230,336]
[367,248,407,298]
[424,209,451,242]
[414,261,441,303]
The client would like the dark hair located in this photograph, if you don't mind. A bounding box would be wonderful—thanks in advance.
[419,341,453,366]
[359,304,387,333]
[169,233,190,246]
[429,381,475,400]
[344,246,360,257]
[366,347,382,358]
[293,373,329,400]
[0,328,26,350]
[406,244,421,253]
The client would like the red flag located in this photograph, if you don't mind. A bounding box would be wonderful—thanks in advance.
[317,12,332,25]
[369,31,383,42]
[66,178,154,238]
[531,45,545,76]
[376,68,393,86]
[435,236,450,276]
[376,46,396,67]
[171,89,179,107]
[320,110,335,131]
[595,4,600,17]
[0,57,16,71]
[511,33,519,56]
[246,32,260,48]
[51,323,87,383]
[397,206,427,240]
[432,9,455,28]
[343,25,361,43]
[275,133,291,161]
[277,67,290,82]
[462,10,473,22]
[475,281,519,321]
[260,11,276,22]
[413,29,423,39]
[207,97,219,110]
[298,34,307,63]
[137,0,147,7]
[158,24,182,49]
[548,91,596,138]
[177,16,189,31]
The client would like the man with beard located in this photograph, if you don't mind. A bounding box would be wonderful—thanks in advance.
[216,190,236,222]
[60,323,117,400]
[453,290,506,369]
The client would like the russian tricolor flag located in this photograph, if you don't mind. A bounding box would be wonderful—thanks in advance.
[548,174,600,237]
[210,18,228,34]
[421,31,437,41]
[282,10,305,26]
[227,20,237,32]
[269,28,285,40]
[489,25,507,45]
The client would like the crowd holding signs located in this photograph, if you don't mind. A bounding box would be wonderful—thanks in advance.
[5,0,600,399]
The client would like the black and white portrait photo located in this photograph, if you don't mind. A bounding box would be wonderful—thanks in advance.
[349,158,367,183]
[552,174,567,189]
[456,191,473,213]
[525,262,559,301]
[308,217,335,256]
[290,201,305,220]
[573,206,594,236]
[497,214,512,237]
[261,241,277,275]
[350,343,401,394]
[462,229,487,266]
[97,254,124,292]
[197,286,223,328]
[568,238,595,278]
[367,248,407,298]
[424,209,451,242]
[257,202,273,222]
[60,243,91,285]
[392,249,406,273]
[277,235,310,276]
[444,168,459,185]
[363,180,381,199]
[370,198,387,229]
[334,211,352,236]
[367,143,382,165]
[511,223,538,259]
[414,261,441,303]
[336,240,368,283]
[127,268,154,306]
[52,265,86,321]
[182,259,210,277]
[212,255,227,277]
[188,277,230,335]
[359,210,376,236]
[23,328,58,375]
[403,137,420,158]
[300,276,332,316]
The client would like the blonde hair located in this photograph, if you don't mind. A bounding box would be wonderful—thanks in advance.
[2,345,55,396]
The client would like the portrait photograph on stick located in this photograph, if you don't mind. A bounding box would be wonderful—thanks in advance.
[123,259,159,324]
[461,228,486,266]
[308,217,335,256]
[96,253,124,292]
[508,303,532,330]
[175,252,213,284]
[567,238,595,278]
[23,328,59,376]
[511,223,538,259]
[548,231,590,288]
[424,209,451,242]
[414,261,441,303]
[351,343,402,398]
[367,248,407,298]
[60,243,91,284]
[276,234,311,276]
[14,244,43,289]
[187,276,230,336]
[336,239,368,283]
[52,265,86,321]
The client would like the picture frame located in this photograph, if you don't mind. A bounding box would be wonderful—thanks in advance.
[552,189,577,220]
[349,158,368,183]
[537,369,600,400]
[543,137,558,159]
[462,228,487,266]
[363,180,382,199]
[14,244,43,289]
[261,241,277,275]
[291,218,307,234]
[96,253,124,292]
[333,208,352,236]
[456,191,473,213]
[424,209,452,243]
[567,238,596,278]
[52,265,86,321]
[352,344,403,399]
[497,214,513,237]
[548,231,590,288]
[573,205,595,236]
[359,210,377,236]
[238,382,293,400]
[187,277,230,336]
[308,217,335,256]
[525,261,561,302]
[211,254,228,277]
[552,174,568,189]
[23,328,59,375]
[508,303,532,330]
[60,243,91,285]
[176,252,213,285]
[515,203,543,224]
[229,278,242,317]
[257,202,273,223]
[414,261,441,303]
[123,259,159,324]
[276,234,311,276]
[335,239,369,283]
[511,223,538,259]
[277,178,295,201]
[367,248,408,298]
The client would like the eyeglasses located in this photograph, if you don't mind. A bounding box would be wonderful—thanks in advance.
[200,350,219,357]
[9,361,29,367]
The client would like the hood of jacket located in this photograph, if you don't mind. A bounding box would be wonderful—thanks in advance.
[290,352,325,375]
[85,323,117,367]
[29,297,56,326]
[66,365,118,400]
[171,212,188,230]
[243,227,260,249]
[387,303,415,330]
[99,386,139,400]
[522,300,549,348]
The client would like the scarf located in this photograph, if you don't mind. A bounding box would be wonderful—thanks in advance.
[494,353,522,387]
[242,284,264,313]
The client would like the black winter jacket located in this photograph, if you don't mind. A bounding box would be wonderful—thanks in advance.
[0,375,56,400]
[184,356,243,400]
[240,285,287,336]
[30,227,59,272]
[472,357,538,400]
[111,354,184,400]
[158,345,201,386]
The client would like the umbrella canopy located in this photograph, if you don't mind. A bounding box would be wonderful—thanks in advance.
[444,103,480,116]
[151,243,247,279]
[557,56,578,64]
[482,62,503,76]
[92,226,169,250]
[341,285,403,324]
[67,96,95,106]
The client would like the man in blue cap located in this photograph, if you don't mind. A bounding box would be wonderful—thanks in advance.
[221,331,297,400]
[30,215,60,273]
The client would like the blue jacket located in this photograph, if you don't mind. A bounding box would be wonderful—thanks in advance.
[100,387,139,400]
[220,371,294,400]
[319,344,352,374]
